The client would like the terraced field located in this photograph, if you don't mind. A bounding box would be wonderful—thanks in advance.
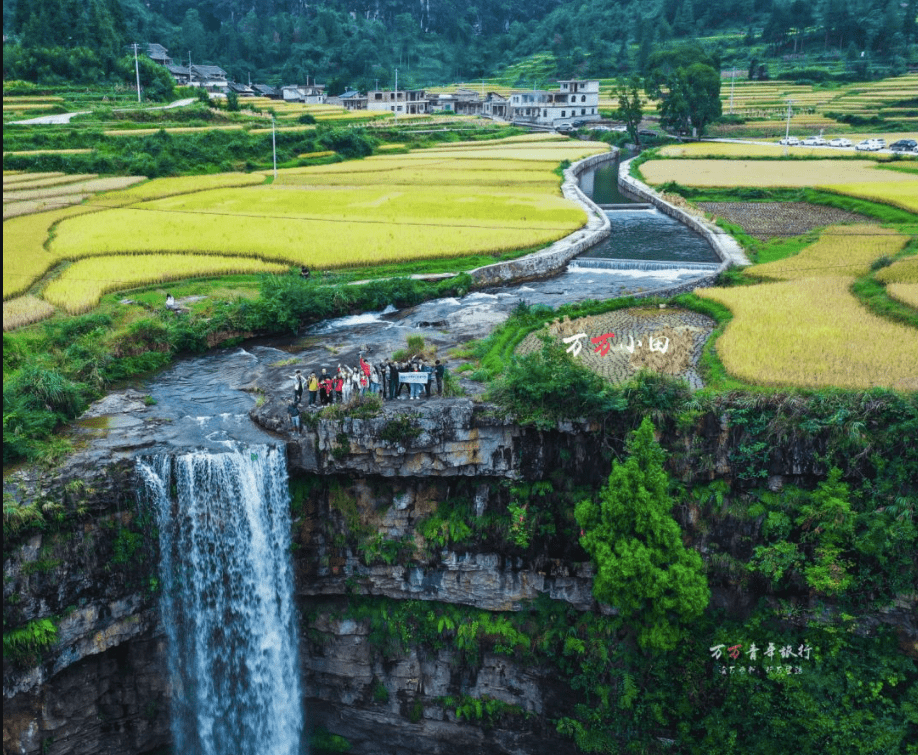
[639,157,918,212]
[697,225,916,390]
[3,136,608,325]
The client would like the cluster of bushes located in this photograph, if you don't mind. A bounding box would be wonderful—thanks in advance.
[2,124,381,177]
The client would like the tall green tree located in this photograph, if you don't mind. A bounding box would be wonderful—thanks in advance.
[612,76,644,146]
[645,45,722,136]
[575,417,710,652]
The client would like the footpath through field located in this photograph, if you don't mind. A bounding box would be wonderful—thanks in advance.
[10,97,196,125]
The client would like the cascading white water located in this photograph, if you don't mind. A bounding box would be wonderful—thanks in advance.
[138,445,304,755]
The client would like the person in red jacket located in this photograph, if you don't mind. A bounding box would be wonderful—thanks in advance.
[334,368,344,403]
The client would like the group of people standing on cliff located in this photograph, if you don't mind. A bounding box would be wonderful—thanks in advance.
[286,355,446,433]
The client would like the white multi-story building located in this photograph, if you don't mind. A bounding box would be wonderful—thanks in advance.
[366,90,429,115]
[509,80,600,126]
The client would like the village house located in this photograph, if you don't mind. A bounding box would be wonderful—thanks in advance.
[509,80,600,126]
[252,84,280,98]
[327,89,368,110]
[227,82,255,97]
[366,89,429,115]
[145,43,172,66]
[188,64,229,92]
[481,92,509,119]
[281,84,326,103]
[165,63,191,86]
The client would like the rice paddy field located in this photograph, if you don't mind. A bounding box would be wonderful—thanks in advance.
[3,171,267,299]
[697,224,917,390]
[43,254,289,314]
[3,136,608,322]
[639,156,918,213]
[2,294,56,331]
[886,284,918,308]
[656,139,917,159]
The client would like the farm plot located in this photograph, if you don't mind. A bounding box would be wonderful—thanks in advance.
[3,176,145,203]
[639,158,911,188]
[3,295,56,331]
[4,194,89,219]
[876,256,918,284]
[696,225,915,390]
[698,275,918,390]
[3,172,266,298]
[819,181,918,213]
[5,137,605,318]
[877,256,918,309]
[43,254,288,314]
[886,284,918,308]
[746,225,905,279]
[695,202,870,239]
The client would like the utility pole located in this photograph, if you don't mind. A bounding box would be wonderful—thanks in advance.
[272,115,277,180]
[394,68,398,123]
[133,43,142,103]
[783,99,793,156]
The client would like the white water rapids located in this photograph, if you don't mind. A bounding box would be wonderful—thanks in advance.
[138,444,304,755]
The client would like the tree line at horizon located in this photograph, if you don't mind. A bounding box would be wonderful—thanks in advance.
[3,0,915,92]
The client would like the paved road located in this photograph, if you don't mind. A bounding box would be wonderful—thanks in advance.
[11,98,196,126]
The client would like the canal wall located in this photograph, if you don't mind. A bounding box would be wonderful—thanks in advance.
[469,150,617,286]
[617,156,751,268]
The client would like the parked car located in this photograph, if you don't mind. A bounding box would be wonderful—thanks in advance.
[802,136,827,146]
[890,139,916,152]
[556,123,575,133]
[855,139,881,151]
[779,136,800,146]
[829,137,853,148]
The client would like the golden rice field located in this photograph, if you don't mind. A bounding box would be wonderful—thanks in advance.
[4,194,89,219]
[4,205,94,299]
[3,173,97,193]
[698,276,918,389]
[655,142,901,159]
[820,182,918,213]
[3,171,68,185]
[886,284,918,309]
[43,254,288,314]
[697,223,916,389]
[875,256,918,284]
[639,158,913,187]
[91,172,266,206]
[3,176,145,203]
[3,295,56,331]
[747,225,909,280]
[3,137,607,322]
[2,172,266,299]
[45,138,605,283]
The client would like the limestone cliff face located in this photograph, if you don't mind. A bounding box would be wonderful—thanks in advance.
[5,392,916,754]
[3,453,169,755]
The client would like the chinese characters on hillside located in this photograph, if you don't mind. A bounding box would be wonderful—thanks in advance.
[709,642,816,676]
[562,331,671,358]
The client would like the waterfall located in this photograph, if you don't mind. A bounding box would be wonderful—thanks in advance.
[138,445,304,755]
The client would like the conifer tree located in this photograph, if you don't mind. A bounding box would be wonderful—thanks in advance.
[575,417,710,652]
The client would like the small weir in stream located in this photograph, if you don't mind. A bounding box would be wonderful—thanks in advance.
[138,445,304,755]
[575,158,721,272]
